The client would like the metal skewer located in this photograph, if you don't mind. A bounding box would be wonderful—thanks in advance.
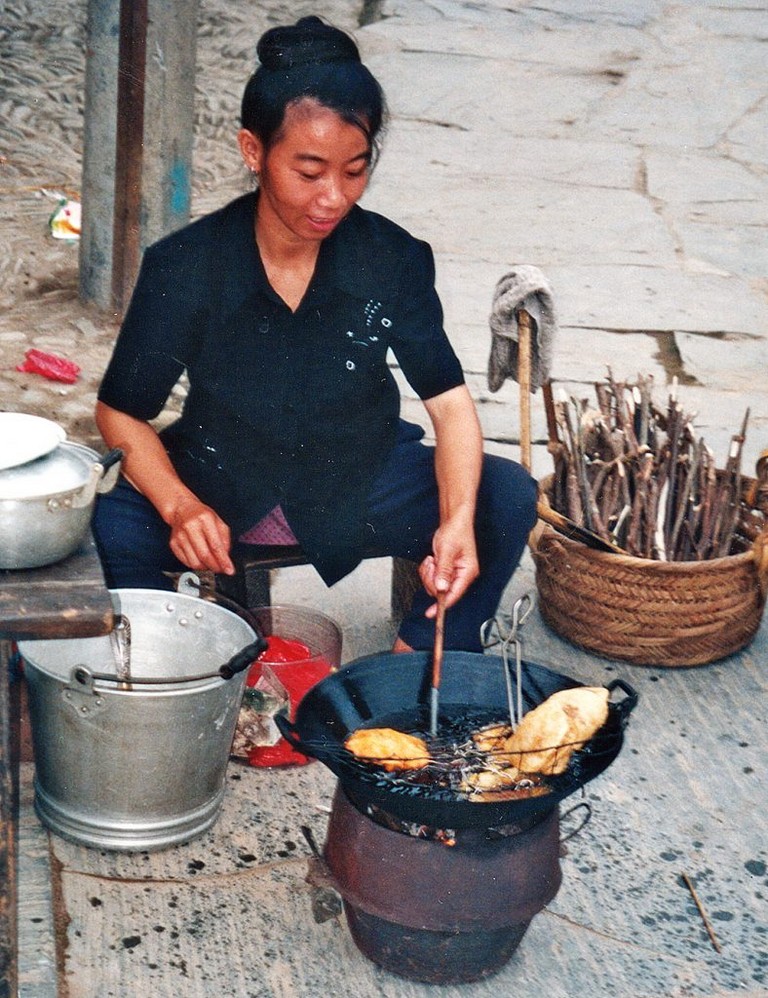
[429,591,447,737]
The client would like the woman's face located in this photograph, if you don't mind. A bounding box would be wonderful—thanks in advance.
[238,99,371,245]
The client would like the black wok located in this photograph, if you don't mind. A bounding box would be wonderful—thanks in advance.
[276,651,637,829]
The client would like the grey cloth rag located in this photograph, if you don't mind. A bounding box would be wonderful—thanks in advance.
[488,265,557,392]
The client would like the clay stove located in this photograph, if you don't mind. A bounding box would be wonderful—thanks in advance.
[323,785,563,985]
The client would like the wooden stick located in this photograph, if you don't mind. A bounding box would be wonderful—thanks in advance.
[699,448,718,558]
[595,381,612,423]
[718,408,750,557]
[542,380,559,447]
[555,395,584,524]
[537,502,626,554]
[562,397,594,530]
[681,872,722,954]
[638,376,651,449]
[663,399,681,554]
[432,591,446,689]
[429,591,447,737]
[669,446,700,559]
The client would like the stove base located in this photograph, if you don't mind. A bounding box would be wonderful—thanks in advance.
[344,903,530,984]
[323,786,562,984]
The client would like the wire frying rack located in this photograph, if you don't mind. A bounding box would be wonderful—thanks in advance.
[480,592,535,729]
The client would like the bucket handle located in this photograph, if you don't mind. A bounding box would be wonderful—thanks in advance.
[176,570,254,622]
[175,571,271,650]
[70,636,268,688]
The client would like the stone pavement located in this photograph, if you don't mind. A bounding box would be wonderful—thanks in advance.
[3,1,767,996]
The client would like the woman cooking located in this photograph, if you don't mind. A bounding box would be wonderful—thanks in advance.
[93,15,537,652]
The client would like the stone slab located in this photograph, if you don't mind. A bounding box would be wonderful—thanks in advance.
[673,221,768,282]
[366,174,676,268]
[544,264,768,337]
[370,1,656,52]
[675,332,768,393]
[364,119,642,193]
[644,151,768,216]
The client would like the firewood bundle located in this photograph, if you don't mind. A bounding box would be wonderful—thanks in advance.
[547,373,756,562]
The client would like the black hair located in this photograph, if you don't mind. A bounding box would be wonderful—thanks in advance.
[240,16,387,165]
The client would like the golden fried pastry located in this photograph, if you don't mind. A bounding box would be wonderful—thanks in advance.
[503,686,610,775]
[461,766,521,792]
[461,767,551,802]
[470,784,551,803]
[472,723,515,753]
[471,723,520,767]
[344,727,429,772]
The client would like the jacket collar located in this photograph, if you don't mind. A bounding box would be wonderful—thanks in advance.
[214,194,387,319]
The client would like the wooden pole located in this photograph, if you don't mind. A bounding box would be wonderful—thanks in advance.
[80,0,198,314]
[111,0,148,313]
[518,308,532,473]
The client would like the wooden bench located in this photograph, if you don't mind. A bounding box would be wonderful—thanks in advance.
[0,536,115,996]
[215,543,421,619]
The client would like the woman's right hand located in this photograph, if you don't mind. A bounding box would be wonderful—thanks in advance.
[95,401,236,576]
[166,495,234,575]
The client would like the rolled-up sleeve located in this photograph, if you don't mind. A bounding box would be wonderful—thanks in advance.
[387,239,464,401]
[98,241,207,420]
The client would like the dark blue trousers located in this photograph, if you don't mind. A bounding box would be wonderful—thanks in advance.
[93,423,536,651]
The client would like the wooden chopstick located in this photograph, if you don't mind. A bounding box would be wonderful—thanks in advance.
[681,872,722,954]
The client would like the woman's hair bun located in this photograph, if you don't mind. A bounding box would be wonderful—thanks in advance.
[257,16,361,72]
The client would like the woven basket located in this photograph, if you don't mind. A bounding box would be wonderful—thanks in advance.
[530,476,768,667]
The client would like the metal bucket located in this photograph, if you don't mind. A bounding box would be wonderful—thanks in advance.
[18,588,260,852]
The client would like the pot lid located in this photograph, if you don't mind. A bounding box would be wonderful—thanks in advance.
[0,441,97,500]
[0,413,66,471]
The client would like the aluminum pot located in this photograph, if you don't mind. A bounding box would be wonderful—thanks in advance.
[18,588,265,852]
[0,441,122,569]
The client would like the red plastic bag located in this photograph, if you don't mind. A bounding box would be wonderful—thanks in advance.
[16,349,81,384]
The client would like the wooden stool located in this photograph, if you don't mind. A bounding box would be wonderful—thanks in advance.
[215,543,421,620]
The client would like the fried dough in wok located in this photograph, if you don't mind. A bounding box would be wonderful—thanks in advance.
[344,727,430,772]
[501,686,610,775]
[471,723,515,754]
[460,687,610,799]
[460,763,551,800]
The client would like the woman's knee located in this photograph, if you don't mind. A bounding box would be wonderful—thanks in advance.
[478,455,538,539]
[93,478,181,589]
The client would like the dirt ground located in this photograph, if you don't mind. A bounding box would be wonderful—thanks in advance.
[0,0,362,448]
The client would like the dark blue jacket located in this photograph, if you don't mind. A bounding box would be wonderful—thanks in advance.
[98,192,464,584]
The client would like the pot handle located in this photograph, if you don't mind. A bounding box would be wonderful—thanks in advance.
[218,637,268,679]
[274,713,307,751]
[96,448,124,494]
[559,800,592,843]
[605,678,639,721]
[173,573,269,678]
